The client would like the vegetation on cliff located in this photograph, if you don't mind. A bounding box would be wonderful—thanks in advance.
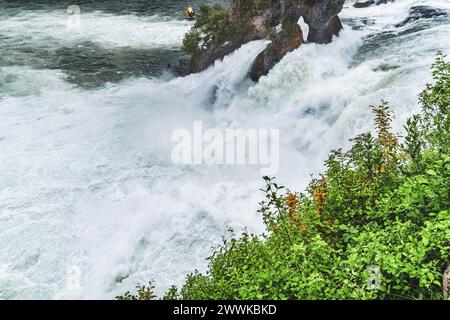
[182,3,252,59]
[182,1,345,78]
[118,53,449,300]
[182,1,284,58]
[183,4,234,58]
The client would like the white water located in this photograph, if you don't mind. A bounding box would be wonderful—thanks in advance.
[0,10,192,49]
[0,0,449,299]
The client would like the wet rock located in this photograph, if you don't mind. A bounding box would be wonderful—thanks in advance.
[353,1,374,8]
[395,6,448,27]
[306,14,342,44]
[250,23,304,81]
[188,0,345,80]
[178,54,192,74]
[292,0,345,44]
[189,42,241,73]
[353,0,395,8]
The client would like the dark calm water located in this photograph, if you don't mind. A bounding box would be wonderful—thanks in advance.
[0,0,227,89]
[1,1,447,89]
[0,0,227,16]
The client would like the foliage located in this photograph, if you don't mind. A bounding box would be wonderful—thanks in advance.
[418,52,450,151]
[116,282,157,300]
[122,54,449,300]
[181,1,283,57]
[182,3,248,58]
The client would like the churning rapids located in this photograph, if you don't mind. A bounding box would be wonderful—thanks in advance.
[0,0,449,299]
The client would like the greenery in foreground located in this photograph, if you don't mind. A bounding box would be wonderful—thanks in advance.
[118,53,449,300]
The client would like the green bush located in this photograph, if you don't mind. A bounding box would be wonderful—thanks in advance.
[122,53,449,300]
[182,3,248,58]
[116,282,157,300]
[181,1,282,57]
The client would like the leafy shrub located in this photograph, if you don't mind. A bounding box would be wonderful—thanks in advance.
[121,53,449,300]
[116,282,157,300]
[181,1,282,57]
[182,4,248,58]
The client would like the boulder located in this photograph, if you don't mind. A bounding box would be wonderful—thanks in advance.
[306,14,342,44]
[250,23,304,81]
[249,0,345,79]
[292,0,345,44]
[353,1,375,8]
[395,5,448,27]
[353,0,395,8]
[186,0,345,80]
[189,42,241,73]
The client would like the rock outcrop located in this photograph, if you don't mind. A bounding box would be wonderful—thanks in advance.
[189,41,241,74]
[186,0,345,81]
[394,5,448,27]
[250,22,304,81]
[292,0,345,44]
[353,1,375,9]
[353,0,395,8]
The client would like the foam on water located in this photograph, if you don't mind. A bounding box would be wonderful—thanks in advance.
[0,39,270,299]
[0,10,191,49]
[0,1,449,299]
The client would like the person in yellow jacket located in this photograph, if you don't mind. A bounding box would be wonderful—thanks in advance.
[185,7,195,20]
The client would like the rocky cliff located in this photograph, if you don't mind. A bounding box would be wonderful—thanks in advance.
[353,0,395,9]
[184,0,345,81]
